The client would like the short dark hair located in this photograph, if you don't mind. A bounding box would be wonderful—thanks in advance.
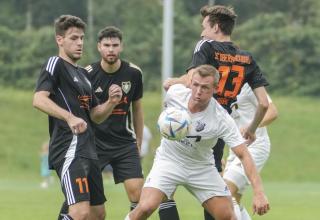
[200,5,237,35]
[54,15,86,36]
[193,65,220,87]
[97,26,123,42]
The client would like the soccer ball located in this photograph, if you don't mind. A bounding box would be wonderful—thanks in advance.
[157,107,191,140]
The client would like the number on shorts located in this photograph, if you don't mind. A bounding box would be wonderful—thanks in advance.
[76,177,89,194]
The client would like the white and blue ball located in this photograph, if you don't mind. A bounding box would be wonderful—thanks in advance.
[157,107,191,140]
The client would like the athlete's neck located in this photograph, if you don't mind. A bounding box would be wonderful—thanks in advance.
[210,34,231,43]
[188,99,210,114]
[100,59,121,74]
[59,53,78,66]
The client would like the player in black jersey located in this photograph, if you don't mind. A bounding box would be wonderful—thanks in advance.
[33,16,122,220]
[85,26,144,213]
[162,5,270,220]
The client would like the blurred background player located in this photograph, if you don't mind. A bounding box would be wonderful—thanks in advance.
[39,140,53,188]
[140,125,152,159]
[223,83,278,220]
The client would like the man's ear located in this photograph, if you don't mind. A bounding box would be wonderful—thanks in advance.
[56,35,63,46]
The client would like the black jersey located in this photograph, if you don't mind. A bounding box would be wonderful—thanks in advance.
[85,60,143,150]
[35,56,99,168]
[189,39,269,113]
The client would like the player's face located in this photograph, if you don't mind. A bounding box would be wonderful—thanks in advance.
[201,16,217,40]
[56,27,84,63]
[98,37,123,65]
[190,73,216,105]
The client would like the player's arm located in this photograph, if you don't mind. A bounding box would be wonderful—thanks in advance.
[33,91,87,134]
[163,68,196,91]
[243,86,269,144]
[132,99,144,152]
[90,84,122,124]
[232,144,270,215]
[259,100,278,127]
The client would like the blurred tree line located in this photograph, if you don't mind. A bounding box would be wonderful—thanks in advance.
[0,0,319,95]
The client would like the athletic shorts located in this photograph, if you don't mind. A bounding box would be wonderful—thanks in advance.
[223,140,270,194]
[144,158,231,204]
[54,157,106,206]
[98,143,143,184]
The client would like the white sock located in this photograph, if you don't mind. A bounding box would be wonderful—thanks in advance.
[240,206,251,220]
[232,197,241,220]
[124,213,131,220]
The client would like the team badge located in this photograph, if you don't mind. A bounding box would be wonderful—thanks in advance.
[195,121,206,132]
[122,81,131,94]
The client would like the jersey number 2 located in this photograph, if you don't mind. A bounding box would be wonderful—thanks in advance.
[217,65,244,98]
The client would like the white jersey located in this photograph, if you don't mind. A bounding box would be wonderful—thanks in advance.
[155,84,245,166]
[231,83,271,146]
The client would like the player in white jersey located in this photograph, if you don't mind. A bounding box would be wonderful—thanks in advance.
[223,83,278,220]
[125,65,269,220]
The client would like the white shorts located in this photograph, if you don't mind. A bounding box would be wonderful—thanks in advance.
[144,158,231,204]
[223,140,270,194]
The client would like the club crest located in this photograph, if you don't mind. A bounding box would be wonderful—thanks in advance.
[195,121,206,132]
[122,81,131,94]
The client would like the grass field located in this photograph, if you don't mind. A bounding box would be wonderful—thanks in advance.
[1,87,320,219]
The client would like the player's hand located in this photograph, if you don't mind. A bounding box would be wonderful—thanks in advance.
[240,127,256,146]
[163,78,174,91]
[252,191,270,216]
[66,114,87,135]
[108,84,122,104]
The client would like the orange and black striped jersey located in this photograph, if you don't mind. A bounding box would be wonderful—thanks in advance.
[188,39,269,113]
[85,60,143,150]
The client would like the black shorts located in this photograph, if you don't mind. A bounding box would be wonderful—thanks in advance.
[213,138,225,172]
[54,157,106,206]
[98,143,143,184]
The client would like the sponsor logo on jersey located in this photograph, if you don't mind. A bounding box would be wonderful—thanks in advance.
[122,81,131,94]
[95,86,103,93]
[195,121,206,132]
[78,95,92,110]
[73,76,79,82]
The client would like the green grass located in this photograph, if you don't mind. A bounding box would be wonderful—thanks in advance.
[0,179,319,219]
[1,87,320,219]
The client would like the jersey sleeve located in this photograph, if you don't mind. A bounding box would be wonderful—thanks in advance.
[187,40,213,71]
[217,109,246,148]
[246,58,269,90]
[35,56,60,94]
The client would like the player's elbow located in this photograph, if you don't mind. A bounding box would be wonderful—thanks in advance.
[259,99,269,112]
[32,93,42,110]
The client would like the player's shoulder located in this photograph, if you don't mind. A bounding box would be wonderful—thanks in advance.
[126,61,142,74]
[167,84,189,98]
[44,56,61,75]
[84,62,100,74]
[193,39,214,53]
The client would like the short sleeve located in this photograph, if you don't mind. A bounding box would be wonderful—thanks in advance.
[35,56,60,94]
[132,70,143,101]
[246,58,269,90]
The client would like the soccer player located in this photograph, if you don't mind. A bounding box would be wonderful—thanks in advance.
[223,83,278,220]
[162,5,270,219]
[124,65,269,220]
[85,26,144,212]
[33,15,122,220]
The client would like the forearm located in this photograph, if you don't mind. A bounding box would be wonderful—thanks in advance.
[259,102,278,127]
[240,152,265,194]
[33,91,71,121]
[133,101,144,150]
[90,100,117,124]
